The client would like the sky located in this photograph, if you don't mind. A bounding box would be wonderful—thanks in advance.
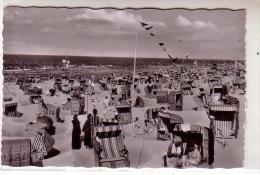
[3,7,245,60]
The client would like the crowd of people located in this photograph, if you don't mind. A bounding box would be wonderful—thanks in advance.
[71,109,100,150]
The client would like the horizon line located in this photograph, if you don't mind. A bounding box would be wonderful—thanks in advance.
[3,53,244,61]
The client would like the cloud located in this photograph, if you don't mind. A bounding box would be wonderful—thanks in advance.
[41,27,52,33]
[4,8,33,24]
[175,15,216,30]
[66,9,165,28]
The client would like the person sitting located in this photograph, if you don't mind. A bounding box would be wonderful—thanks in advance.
[167,136,184,168]
[182,144,201,168]
[108,96,115,106]
[133,117,142,137]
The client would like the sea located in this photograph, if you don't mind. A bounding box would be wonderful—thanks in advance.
[3,54,242,70]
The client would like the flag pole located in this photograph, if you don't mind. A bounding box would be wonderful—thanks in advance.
[130,20,139,138]
[132,21,139,106]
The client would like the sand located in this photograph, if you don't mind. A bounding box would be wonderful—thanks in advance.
[2,79,245,168]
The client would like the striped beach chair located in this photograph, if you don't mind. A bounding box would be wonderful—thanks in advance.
[3,101,22,117]
[208,105,239,139]
[182,84,193,96]
[1,137,32,167]
[93,125,130,168]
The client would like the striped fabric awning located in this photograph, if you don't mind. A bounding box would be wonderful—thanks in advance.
[182,84,191,89]
[4,102,18,107]
[100,118,119,125]
[3,97,13,101]
[95,126,127,161]
[96,125,121,133]
[210,105,238,111]
[182,89,192,95]
[149,107,161,112]
[95,125,122,139]
[98,136,125,160]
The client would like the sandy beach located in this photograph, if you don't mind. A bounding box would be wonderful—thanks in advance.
[2,74,245,168]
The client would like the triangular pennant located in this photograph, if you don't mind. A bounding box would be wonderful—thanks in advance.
[159,43,164,46]
[173,57,178,62]
[145,26,153,30]
[168,55,178,62]
[140,22,148,27]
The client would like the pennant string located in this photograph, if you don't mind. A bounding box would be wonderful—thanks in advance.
[140,21,178,63]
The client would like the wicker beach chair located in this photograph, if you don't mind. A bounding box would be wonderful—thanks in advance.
[182,84,193,96]
[1,137,32,166]
[168,91,183,111]
[157,111,184,141]
[3,101,22,117]
[115,104,132,124]
[162,124,214,168]
[208,105,239,139]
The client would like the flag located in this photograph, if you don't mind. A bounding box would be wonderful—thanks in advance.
[145,26,153,30]
[32,132,48,160]
[159,43,164,46]
[140,22,148,27]
[168,55,178,62]
[150,33,155,36]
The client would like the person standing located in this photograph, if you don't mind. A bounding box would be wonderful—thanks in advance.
[82,114,92,149]
[72,114,81,150]
[92,108,100,127]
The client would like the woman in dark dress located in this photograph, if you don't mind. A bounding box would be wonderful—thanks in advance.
[82,114,93,149]
[146,76,154,97]
[72,114,81,150]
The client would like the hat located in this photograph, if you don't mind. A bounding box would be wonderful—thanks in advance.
[173,136,182,143]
